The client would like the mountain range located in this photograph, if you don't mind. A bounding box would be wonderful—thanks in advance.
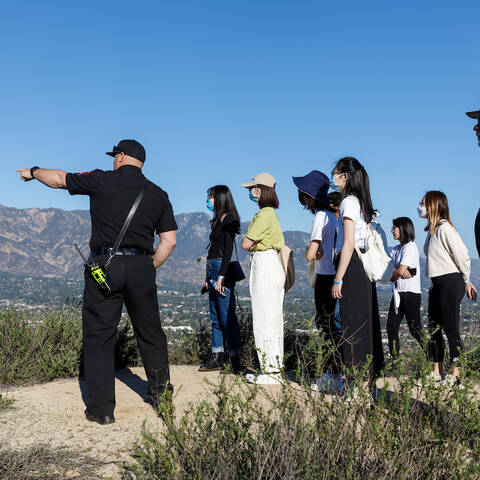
[0,206,313,291]
[0,205,478,294]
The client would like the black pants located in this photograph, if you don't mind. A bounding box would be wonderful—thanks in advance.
[338,250,384,379]
[314,274,340,374]
[82,255,170,417]
[386,292,423,356]
[427,273,465,363]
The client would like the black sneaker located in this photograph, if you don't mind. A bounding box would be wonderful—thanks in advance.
[85,409,115,425]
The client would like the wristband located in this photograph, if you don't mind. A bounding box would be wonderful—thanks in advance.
[218,276,224,280]
[333,279,343,285]
[30,166,40,179]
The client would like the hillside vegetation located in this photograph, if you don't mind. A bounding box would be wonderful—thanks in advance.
[2,308,480,479]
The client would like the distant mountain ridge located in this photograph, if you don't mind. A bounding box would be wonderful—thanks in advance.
[0,205,478,292]
[0,206,312,290]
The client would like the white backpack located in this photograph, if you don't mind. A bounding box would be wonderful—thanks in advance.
[356,221,393,282]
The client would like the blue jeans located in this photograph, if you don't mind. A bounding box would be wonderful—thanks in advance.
[206,259,242,356]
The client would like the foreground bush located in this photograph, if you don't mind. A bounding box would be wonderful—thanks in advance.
[123,326,480,480]
[123,371,480,480]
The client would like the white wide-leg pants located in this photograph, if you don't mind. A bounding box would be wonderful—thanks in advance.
[250,249,285,373]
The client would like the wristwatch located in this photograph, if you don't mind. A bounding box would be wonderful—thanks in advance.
[30,166,40,179]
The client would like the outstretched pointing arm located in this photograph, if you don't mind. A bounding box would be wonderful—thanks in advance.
[16,168,67,189]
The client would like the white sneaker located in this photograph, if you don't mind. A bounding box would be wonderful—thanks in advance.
[442,374,465,389]
[417,372,442,387]
[310,382,320,392]
[245,373,281,385]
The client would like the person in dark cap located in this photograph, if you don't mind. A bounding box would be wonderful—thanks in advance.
[466,109,480,257]
[293,170,343,393]
[16,139,177,425]
[466,109,480,147]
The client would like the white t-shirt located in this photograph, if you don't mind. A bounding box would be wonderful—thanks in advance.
[310,210,336,275]
[391,241,421,294]
[335,195,368,251]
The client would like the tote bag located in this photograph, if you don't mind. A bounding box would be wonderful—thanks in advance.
[356,221,393,282]
[278,245,295,292]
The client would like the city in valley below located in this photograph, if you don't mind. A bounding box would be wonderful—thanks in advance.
[1,270,479,355]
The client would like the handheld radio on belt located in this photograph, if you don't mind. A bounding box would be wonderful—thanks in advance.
[74,243,112,296]
[74,181,147,296]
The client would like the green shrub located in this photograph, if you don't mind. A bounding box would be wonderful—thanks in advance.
[0,308,143,385]
[123,368,480,480]
[0,308,83,385]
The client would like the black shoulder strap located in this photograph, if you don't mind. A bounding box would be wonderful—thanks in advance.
[104,181,147,268]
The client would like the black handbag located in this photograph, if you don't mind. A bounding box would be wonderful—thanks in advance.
[226,240,245,283]
[207,237,245,284]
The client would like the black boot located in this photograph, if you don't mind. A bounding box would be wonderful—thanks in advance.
[198,353,225,371]
[229,355,245,375]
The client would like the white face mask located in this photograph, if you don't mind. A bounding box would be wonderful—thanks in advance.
[417,204,428,219]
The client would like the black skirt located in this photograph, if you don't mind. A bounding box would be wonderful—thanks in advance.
[338,250,384,378]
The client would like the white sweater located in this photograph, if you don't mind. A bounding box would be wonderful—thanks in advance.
[423,220,471,282]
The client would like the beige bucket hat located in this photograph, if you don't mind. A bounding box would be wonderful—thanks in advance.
[241,172,276,188]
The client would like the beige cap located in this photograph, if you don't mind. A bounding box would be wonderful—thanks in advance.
[241,172,276,188]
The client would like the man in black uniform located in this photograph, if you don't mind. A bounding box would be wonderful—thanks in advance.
[466,109,480,257]
[17,139,177,425]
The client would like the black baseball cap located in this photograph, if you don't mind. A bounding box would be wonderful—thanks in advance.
[466,109,480,120]
[106,139,146,162]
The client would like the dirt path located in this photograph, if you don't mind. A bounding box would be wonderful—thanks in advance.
[0,366,265,479]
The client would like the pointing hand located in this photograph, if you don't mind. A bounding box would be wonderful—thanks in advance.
[16,168,33,182]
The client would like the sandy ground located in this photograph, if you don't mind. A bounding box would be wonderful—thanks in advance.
[0,366,269,479]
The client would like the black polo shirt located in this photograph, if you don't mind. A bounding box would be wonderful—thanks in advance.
[66,165,177,254]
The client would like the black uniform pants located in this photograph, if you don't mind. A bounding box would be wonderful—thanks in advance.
[338,251,384,380]
[82,255,170,417]
[386,292,423,356]
[314,274,341,374]
[427,273,465,364]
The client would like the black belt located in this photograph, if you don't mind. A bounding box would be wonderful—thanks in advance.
[92,248,150,257]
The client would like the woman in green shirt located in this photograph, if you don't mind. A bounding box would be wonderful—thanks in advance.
[241,173,285,385]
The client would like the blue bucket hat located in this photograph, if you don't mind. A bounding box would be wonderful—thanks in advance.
[292,170,330,204]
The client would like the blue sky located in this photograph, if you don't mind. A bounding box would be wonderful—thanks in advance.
[2,1,479,253]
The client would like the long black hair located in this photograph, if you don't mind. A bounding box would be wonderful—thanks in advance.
[297,190,334,214]
[333,156,375,224]
[392,217,415,245]
[207,185,241,233]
